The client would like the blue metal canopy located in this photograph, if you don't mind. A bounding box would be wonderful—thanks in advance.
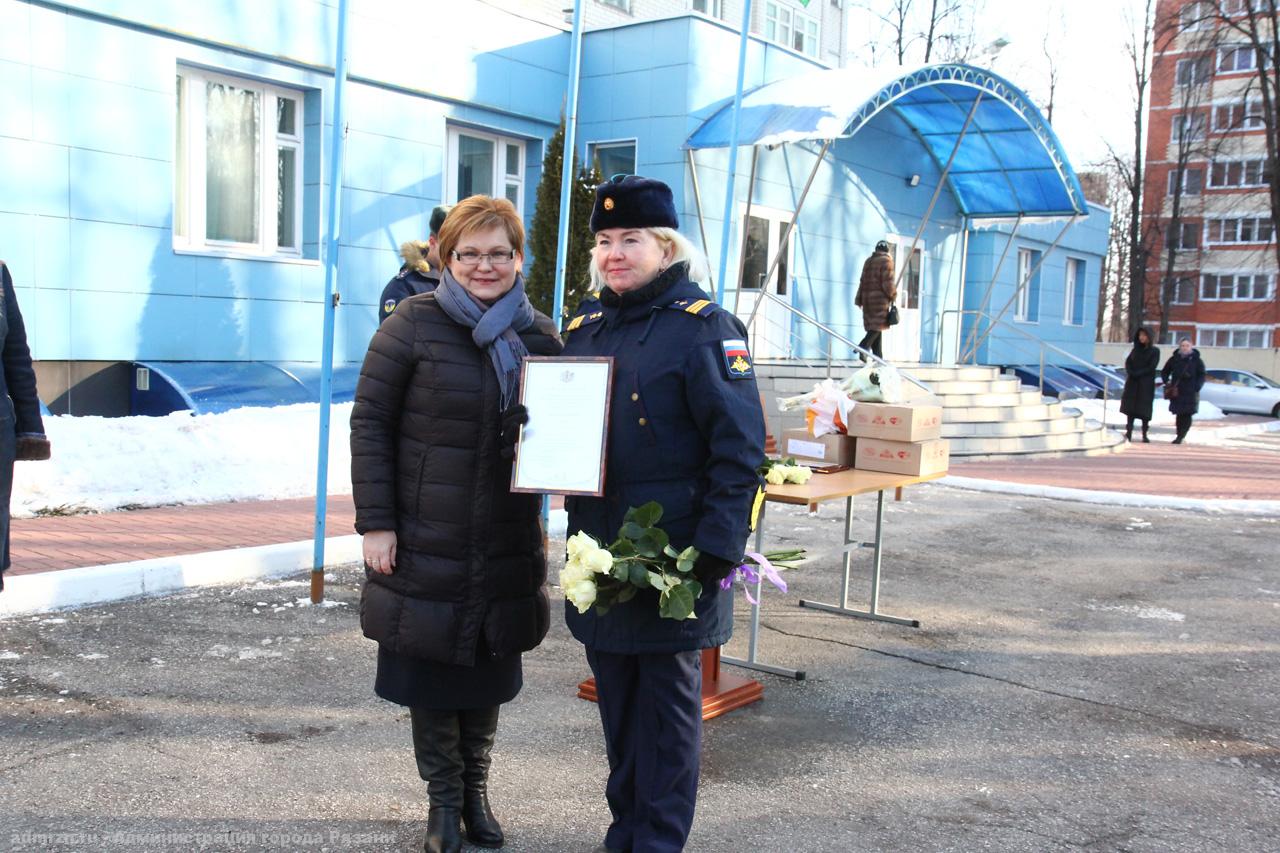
[685,64,1088,220]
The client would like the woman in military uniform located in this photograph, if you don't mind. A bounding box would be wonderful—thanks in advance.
[561,175,766,853]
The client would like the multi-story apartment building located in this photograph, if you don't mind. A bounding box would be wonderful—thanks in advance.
[1143,0,1280,351]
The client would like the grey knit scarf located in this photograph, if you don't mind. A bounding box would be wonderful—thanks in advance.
[434,268,536,409]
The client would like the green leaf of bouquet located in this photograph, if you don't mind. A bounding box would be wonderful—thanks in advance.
[627,502,663,529]
[615,586,636,604]
[685,578,702,600]
[611,539,637,558]
[659,583,697,621]
[663,545,680,559]
[675,545,699,575]
[629,563,650,587]
[610,561,630,582]
[635,527,669,558]
[619,522,645,540]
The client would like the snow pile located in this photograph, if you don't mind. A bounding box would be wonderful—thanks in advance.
[1060,397,1224,425]
[12,403,353,518]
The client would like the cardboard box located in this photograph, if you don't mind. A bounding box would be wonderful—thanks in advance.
[853,437,950,477]
[847,402,943,442]
[782,428,856,466]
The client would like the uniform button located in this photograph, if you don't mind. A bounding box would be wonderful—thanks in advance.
[638,417,647,426]
[631,392,639,402]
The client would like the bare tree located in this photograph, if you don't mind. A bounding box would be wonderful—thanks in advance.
[1041,32,1059,125]
[1096,158,1133,341]
[858,0,983,66]
[873,0,916,65]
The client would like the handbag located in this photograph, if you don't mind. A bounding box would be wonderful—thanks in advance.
[1162,381,1179,401]
[886,304,900,326]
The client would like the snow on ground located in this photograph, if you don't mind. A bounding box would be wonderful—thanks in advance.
[12,403,352,518]
[1058,396,1225,425]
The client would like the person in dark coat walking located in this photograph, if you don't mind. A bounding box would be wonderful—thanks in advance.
[1161,338,1206,444]
[1119,327,1159,442]
[855,240,896,359]
[350,196,561,853]
[560,176,766,853]
[0,263,51,593]
[378,204,452,324]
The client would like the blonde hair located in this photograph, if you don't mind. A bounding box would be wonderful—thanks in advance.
[436,195,525,267]
[588,227,710,292]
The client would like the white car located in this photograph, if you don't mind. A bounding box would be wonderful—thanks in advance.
[1200,369,1280,418]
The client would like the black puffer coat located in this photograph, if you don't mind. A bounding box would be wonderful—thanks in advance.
[351,293,562,666]
[1119,329,1160,421]
[1161,348,1206,416]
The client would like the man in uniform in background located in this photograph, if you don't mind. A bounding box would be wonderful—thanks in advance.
[378,204,451,324]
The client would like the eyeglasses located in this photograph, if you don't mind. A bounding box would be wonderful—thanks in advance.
[450,250,517,267]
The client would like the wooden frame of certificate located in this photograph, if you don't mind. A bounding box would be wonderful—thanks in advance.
[510,356,614,496]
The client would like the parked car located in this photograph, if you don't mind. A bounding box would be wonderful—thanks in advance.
[1199,369,1280,418]
[1062,365,1125,398]
[1002,364,1102,399]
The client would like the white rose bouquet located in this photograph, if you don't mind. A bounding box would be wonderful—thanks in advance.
[559,502,807,621]
[758,456,814,486]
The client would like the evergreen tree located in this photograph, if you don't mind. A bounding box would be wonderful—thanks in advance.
[526,118,600,321]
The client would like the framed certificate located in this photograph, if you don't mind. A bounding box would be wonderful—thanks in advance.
[510,356,614,496]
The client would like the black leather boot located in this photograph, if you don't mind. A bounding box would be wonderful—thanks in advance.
[459,706,504,848]
[1142,423,1150,443]
[410,708,465,853]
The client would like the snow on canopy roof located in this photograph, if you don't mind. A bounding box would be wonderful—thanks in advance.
[685,63,1088,220]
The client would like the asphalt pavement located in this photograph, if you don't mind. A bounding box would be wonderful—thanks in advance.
[1,484,1277,852]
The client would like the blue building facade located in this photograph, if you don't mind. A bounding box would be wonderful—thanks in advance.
[0,1,1107,414]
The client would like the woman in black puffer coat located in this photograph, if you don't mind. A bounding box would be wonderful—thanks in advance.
[350,196,561,853]
[1161,338,1206,445]
[1119,327,1159,442]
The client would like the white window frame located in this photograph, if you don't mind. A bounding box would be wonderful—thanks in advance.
[1171,112,1206,143]
[765,2,819,57]
[1196,325,1273,348]
[1200,272,1274,300]
[1217,44,1264,73]
[1063,257,1083,326]
[1167,167,1204,196]
[1014,248,1038,323]
[1209,158,1267,187]
[1168,221,1200,251]
[1180,1,1213,31]
[589,139,638,180]
[1212,100,1265,132]
[690,0,723,17]
[445,126,526,212]
[1175,56,1213,86]
[174,67,304,259]
[1205,216,1274,245]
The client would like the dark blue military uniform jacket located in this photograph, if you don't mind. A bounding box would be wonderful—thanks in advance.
[378,267,439,324]
[562,265,765,654]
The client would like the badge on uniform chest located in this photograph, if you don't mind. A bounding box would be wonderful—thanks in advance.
[721,339,754,380]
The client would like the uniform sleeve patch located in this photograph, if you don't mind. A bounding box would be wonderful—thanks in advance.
[383,298,397,314]
[721,339,754,380]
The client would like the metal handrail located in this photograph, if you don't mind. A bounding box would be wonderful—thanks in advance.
[749,289,934,396]
[940,308,1123,432]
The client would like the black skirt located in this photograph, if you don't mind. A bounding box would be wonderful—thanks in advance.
[374,644,522,710]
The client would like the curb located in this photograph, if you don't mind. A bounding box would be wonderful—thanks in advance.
[1190,418,1280,443]
[938,475,1280,515]
[0,535,362,619]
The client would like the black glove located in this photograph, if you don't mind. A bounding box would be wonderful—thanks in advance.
[15,435,51,461]
[499,404,529,461]
[693,552,736,585]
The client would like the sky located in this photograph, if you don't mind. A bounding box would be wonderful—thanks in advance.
[846,0,1154,169]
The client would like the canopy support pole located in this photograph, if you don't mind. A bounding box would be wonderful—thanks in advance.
[551,0,585,327]
[744,139,831,333]
[959,214,1022,362]
[311,0,351,604]
[731,146,760,314]
[712,0,754,306]
[965,216,1080,360]
[686,148,714,295]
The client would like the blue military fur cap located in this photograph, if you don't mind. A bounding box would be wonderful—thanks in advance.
[590,175,679,233]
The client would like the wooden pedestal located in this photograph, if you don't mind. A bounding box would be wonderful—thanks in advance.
[576,647,763,721]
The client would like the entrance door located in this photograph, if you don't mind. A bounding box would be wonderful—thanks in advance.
[881,236,923,363]
[734,206,794,359]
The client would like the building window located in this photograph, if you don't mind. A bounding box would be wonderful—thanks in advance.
[690,0,722,16]
[1166,221,1200,250]
[1209,158,1267,187]
[1157,328,1194,346]
[1167,275,1197,304]
[1224,0,1264,16]
[1063,257,1085,326]
[1167,167,1204,196]
[1015,248,1041,322]
[596,0,631,11]
[1176,56,1213,85]
[447,127,525,211]
[1197,326,1271,348]
[1212,101,1265,131]
[174,68,304,256]
[765,2,820,57]
[590,141,637,180]
[1201,272,1273,300]
[1180,1,1213,30]
[1218,44,1266,72]
[1171,113,1206,143]
[1206,216,1273,245]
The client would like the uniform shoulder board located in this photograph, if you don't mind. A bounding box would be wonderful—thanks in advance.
[666,297,718,318]
[563,309,605,333]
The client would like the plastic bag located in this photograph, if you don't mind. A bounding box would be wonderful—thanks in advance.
[802,379,854,437]
[843,363,905,404]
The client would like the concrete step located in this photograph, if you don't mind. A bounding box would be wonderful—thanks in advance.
[928,377,1022,397]
[949,426,1121,456]
[890,363,1003,383]
[934,389,1045,408]
[942,402,1057,423]
[941,413,1087,438]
